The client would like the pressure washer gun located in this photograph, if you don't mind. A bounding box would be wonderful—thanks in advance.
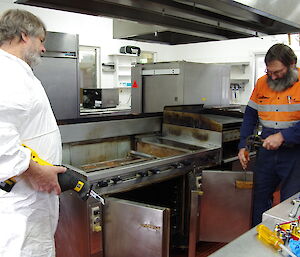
[0,145,104,204]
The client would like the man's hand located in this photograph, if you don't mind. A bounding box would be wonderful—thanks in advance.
[238,148,250,170]
[262,132,284,150]
[22,160,66,194]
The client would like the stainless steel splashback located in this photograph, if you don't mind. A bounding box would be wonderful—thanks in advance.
[59,116,162,144]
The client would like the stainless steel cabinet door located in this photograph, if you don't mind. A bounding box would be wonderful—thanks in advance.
[143,73,184,113]
[199,170,253,242]
[103,197,170,257]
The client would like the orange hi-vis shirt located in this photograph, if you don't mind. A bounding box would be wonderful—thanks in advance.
[248,69,300,129]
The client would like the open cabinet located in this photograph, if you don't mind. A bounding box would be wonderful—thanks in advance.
[199,169,253,242]
[103,198,170,257]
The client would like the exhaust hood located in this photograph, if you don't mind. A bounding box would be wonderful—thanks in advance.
[16,0,300,45]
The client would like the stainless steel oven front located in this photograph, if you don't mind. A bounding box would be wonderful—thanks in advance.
[55,116,221,257]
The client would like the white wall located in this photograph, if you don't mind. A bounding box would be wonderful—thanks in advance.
[1,0,300,105]
[0,1,172,89]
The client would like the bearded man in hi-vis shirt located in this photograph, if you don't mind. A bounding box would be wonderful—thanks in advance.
[238,43,300,226]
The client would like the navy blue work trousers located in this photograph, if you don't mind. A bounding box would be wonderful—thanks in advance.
[252,145,300,226]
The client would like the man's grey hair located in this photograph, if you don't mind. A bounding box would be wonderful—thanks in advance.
[0,9,46,46]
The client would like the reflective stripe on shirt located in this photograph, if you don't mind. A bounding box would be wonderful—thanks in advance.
[259,119,298,129]
[248,70,300,129]
[248,99,258,110]
[257,104,300,112]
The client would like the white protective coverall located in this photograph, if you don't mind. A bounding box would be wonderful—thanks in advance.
[0,49,62,257]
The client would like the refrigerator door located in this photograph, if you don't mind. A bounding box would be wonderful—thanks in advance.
[33,57,79,120]
[103,197,170,257]
[199,170,253,242]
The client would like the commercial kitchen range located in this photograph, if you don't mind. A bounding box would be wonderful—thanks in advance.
[55,105,252,257]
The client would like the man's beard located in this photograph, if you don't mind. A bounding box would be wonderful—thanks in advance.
[24,47,42,67]
[267,68,299,92]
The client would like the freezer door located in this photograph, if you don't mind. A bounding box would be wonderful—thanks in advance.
[33,57,79,120]
[103,197,170,257]
[199,170,253,242]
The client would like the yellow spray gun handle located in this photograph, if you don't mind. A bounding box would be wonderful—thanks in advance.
[0,145,85,194]
[23,145,85,193]
[0,145,39,192]
[22,145,85,193]
[23,144,52,166]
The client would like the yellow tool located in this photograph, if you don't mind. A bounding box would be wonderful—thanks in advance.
[257,224,284,250]
[26,145,85,192]
[0,145,104,204]
[257,224,297,257]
